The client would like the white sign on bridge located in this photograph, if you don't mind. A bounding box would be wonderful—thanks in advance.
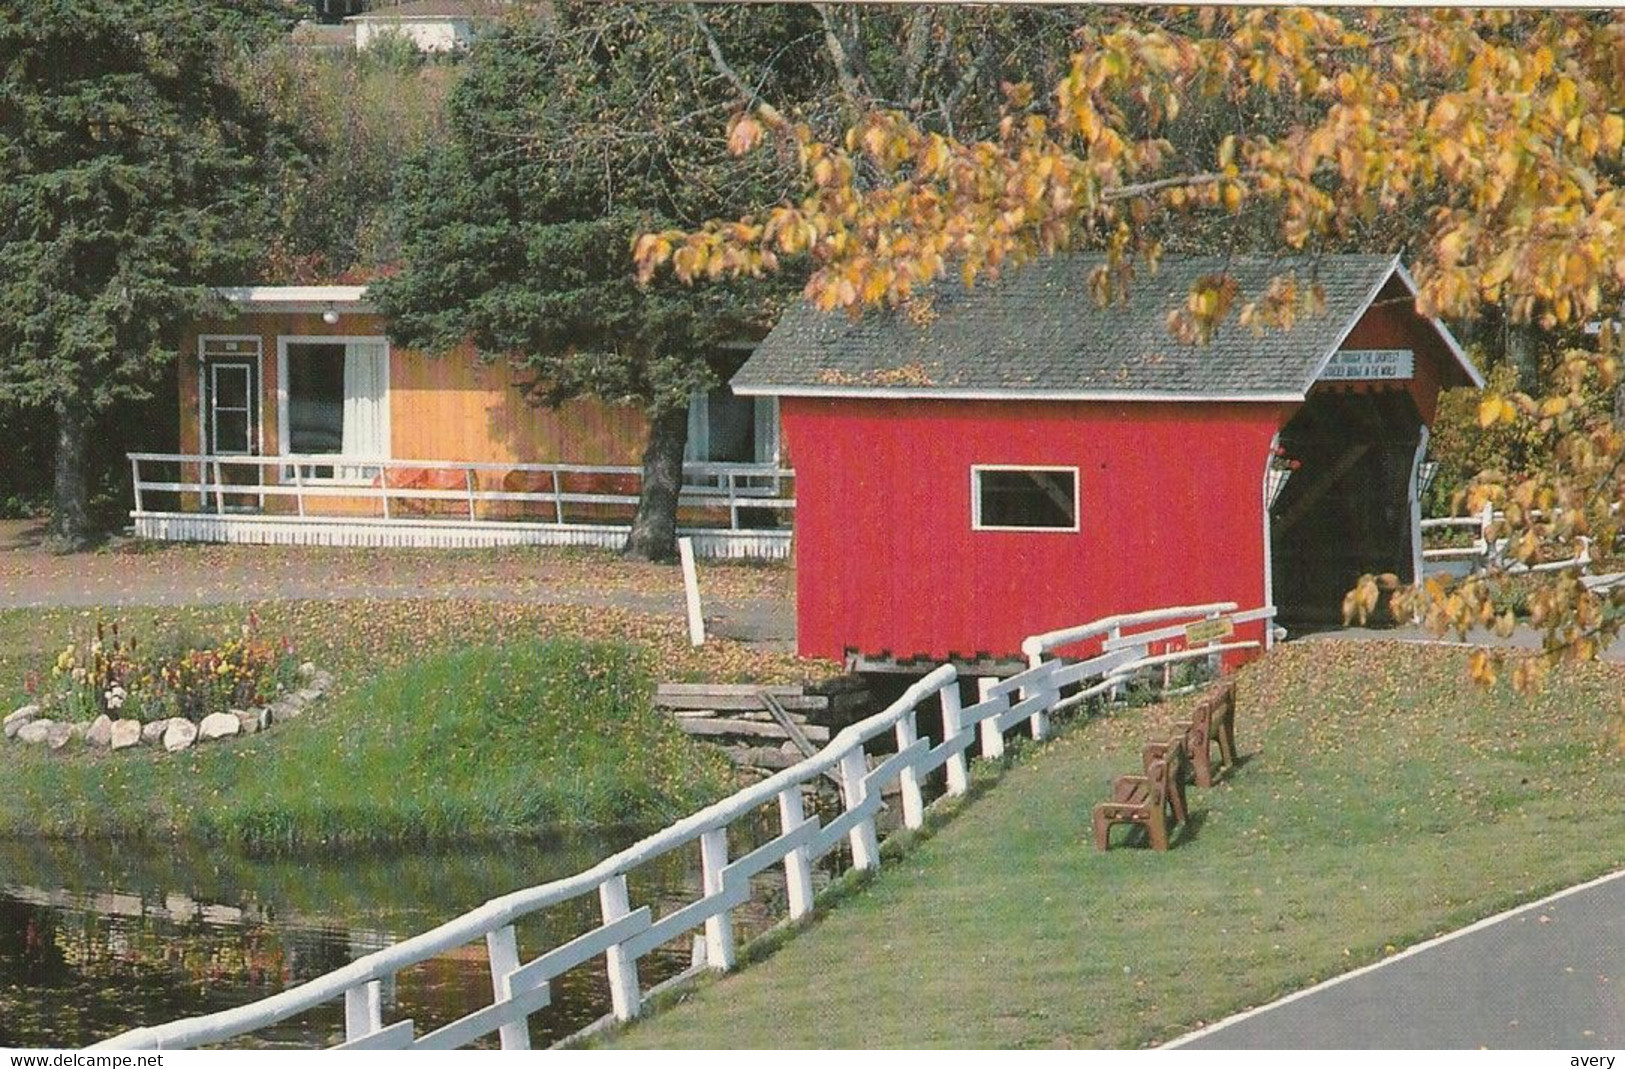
[1319,348,1414,382]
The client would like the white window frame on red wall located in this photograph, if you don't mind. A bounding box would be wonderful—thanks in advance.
[970,464,1081,533]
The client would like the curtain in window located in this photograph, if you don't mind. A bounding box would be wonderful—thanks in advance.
[753,397,778,464]
[340,341,387,478]
[685,390,709,464]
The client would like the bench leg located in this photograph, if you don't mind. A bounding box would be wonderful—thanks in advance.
[1215,714,1237,769]
[1168,777,1188,825]
[1146,806,1169,851]
[1092,807,1112,851]
[1189,742,1213,789]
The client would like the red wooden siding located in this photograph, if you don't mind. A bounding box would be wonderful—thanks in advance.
[784,397,1289,663]
[1331,280,1464,423]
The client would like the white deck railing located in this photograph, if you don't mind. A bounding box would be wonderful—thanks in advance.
[93,602,1272,1052]
[127,453,794,534]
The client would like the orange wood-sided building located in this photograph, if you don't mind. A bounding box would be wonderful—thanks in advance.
[140,287,790,557]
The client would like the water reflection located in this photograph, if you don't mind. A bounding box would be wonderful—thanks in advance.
[0,814,826,1049]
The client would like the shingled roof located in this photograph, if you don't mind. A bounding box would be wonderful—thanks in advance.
[733,253,1478,401]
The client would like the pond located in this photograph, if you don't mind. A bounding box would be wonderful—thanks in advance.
[0,816,841,1049]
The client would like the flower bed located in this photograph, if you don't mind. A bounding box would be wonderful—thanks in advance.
[4,615,327,755]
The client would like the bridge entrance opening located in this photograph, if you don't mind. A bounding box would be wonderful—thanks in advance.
[1269,389,1423,629]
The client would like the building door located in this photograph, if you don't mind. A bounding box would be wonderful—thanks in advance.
[208,362,256,457]
[200,337,263,510]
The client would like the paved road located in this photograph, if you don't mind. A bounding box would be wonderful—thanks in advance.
[1172,870,1625,1049]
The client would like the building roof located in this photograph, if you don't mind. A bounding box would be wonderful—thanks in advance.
[290,20,356,47]
[733,253,1480,402]
[348,0,515,21]
[216,286,373,313]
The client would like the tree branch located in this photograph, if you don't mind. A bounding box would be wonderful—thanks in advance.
[1102,170,1237,201]
[815,3,870,113]
[684,2,784,126]
[901,8,933,111]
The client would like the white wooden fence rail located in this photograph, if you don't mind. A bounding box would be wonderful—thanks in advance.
[93,602,1273,1052]
[126,453,794,535]
[1421,504,1594,578]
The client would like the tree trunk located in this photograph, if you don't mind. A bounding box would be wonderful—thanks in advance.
[48,399,93,550]
[1506,319,1540,393]
[623,405,690,563]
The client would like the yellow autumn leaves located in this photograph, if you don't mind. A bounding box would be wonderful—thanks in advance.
[636,10,1625,342]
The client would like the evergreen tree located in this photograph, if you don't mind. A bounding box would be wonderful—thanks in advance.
[373,4,820,562]
[0,0,292,547]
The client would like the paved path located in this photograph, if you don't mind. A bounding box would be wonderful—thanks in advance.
[0,519,796,645]
[1171,869,1625,1049]
[1295,622,1625,662]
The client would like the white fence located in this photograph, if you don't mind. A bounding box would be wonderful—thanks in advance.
[93,602,1273,1052]
[125,453,794,560]
[1421,504,1594,580]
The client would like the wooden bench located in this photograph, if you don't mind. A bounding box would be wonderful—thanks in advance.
[1140,735,1190,824]
[1091,743,1185,852]
[1179,681,1237,788]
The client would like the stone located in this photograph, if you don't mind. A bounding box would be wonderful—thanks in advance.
[86,714,113,748]
[198,712,240,741]
[16,720,54,745]
[163,718,198,753]
[272,698,302,720]
[110,719,142,751]
[235,708,267,735]
[140,720,168,746]
[68,721,90,740]
[296,688,321,704]
[297,661,317,681]
[313,670,333,692]
[47,723,75,750]
[4,705,41,739]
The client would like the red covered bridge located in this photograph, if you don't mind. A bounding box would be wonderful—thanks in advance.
[732,253,1483,667]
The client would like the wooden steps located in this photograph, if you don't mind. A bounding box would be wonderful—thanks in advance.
[654,677,873,778]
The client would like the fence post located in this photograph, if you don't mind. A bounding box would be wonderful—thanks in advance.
[699,827,737,970]
[466,468,477,522]
[292,462,306,519]
[977,677,1004,759]
[1027,672,1051,742]
[129,456,145,515]
[893,709,925,830]
[212,459,226,515]
[940,684,969,797]
[599,875,642,1021]
[343,980,383,1044]
[777,787,816,920]
[838,746,881,870]
[551,469,565,525]
[1206,609,1222,677]
[678,537,706,646]
[486,925,531,1050]
[1107,626,1126,700]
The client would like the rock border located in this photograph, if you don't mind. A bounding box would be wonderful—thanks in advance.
[5,662,334,757]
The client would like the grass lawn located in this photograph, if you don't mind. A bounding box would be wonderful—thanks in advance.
[603,640,1625,1049]
[0,600,833,847]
